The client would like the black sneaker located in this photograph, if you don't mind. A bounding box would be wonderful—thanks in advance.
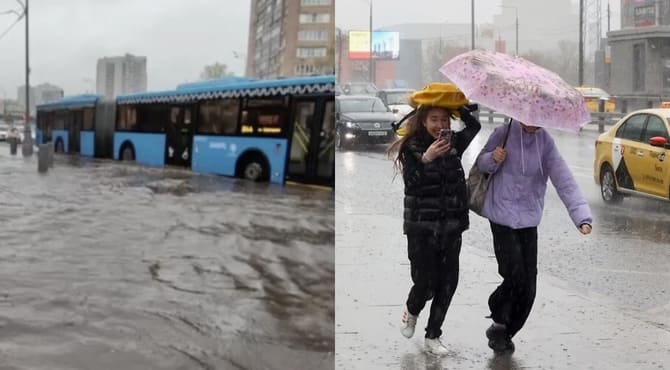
[486,324,515,353]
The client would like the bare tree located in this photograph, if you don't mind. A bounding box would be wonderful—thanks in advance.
[200,62,234,80]
[422,39,469,86]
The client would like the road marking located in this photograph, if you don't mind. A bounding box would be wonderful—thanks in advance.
[591,267,670,276]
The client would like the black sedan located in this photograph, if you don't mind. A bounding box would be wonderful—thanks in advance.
[336,95,398,149]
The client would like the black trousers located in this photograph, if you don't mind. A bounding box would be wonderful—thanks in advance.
[488,221,538,338]
[405,232,462,339]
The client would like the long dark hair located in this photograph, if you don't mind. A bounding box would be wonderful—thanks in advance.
[387,106,452,173]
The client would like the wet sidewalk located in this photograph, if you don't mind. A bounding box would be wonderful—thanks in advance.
[335,212,670,369]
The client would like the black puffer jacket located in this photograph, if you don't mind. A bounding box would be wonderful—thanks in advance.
[401,114,481,235]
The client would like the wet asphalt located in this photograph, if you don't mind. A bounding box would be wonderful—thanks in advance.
[335,123,670,369]
[0,145,334,370]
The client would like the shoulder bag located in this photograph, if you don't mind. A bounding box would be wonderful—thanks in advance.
[466,121,511,216]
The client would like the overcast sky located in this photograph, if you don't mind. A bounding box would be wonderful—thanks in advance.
[0,0,250,98]
[336,0,621,35]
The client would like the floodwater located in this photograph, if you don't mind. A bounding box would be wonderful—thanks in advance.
[0,147,334,370]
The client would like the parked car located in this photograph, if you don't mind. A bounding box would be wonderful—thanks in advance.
[594,108,670,203]
[0,122,9,141]
[376,88,414,120]
[576,86,616,112]
[336,95,397,149]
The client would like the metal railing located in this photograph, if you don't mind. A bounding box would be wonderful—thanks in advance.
[476,108,626,133]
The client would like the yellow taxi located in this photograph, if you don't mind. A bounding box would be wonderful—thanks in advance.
[594,109,670,203]
[576,86,616,112]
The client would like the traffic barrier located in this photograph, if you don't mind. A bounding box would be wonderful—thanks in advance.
[38,144,49,173]
[9,137,17,155]
[47,141,54,168]
[478,108,625,128]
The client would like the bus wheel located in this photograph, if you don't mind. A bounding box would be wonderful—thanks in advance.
[55,139,64,153]
[239,155,269,182]
[121,145,135,161]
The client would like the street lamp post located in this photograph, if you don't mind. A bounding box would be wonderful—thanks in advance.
[19,0,33,156]
[471,0,475,49]
[368,0,374,84]
[500,5,519,56]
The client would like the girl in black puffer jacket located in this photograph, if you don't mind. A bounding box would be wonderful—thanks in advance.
[388,103,480,356]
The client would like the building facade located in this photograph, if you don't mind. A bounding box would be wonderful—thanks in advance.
[96,54,147,98]
[246,0,335,78]
[608,0,670,111]
[17,83,64,115]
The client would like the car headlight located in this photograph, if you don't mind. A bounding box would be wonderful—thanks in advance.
[345,121,360,129]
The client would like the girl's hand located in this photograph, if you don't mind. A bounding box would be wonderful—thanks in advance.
[492,146,507,163]
[422,139,451,163]
[579,224,592,235]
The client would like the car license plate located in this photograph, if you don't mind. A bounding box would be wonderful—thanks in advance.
[368,131,387,136]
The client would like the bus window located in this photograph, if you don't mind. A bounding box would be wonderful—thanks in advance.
[258,112,282,134]
[290,101,315,175]
[184,109,192,125]
[198,99,240,134]
[117,106,137,130]
[136,105,168,132]
[240,110,254,134]
[83,108,95,130]
[170,107,180,124]
[318,100,335,178]
[241,97,288,136]
[54,111,67,130]
[37,112,46,131]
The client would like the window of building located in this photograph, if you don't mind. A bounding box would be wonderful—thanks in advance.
[298,30,328,41]
[301,0,331,5]
[299,13,330,23]
[198,99,241,134]
[295,64,321,75]
[297,47,328,58]
[633,43,645,91]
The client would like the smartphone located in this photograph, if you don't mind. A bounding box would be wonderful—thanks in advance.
[438,129,453,145]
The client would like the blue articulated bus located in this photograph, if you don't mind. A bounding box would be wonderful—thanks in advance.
[36,75,335,187]
[36,94,116,158]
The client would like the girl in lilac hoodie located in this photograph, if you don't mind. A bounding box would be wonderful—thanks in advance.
[475,119,592,353]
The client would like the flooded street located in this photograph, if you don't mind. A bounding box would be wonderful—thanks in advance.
[0,146,334,370]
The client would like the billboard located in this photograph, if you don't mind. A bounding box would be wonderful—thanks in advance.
[634,4,656,27]
[348,31,400,60]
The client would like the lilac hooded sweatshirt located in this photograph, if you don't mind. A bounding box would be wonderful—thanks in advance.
[476,120,592,229]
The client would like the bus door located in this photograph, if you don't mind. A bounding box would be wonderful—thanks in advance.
[69,110,82,153]
[165,105,195,167]
[288,96,335,186]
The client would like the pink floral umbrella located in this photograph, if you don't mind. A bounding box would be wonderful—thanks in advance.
[439,49,591,132]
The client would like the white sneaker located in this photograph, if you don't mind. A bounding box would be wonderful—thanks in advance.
[424,337,449,356]
[400,306,418,338]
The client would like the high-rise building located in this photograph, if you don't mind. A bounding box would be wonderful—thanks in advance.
[17,83,64,114]
[96,54,147,98]
[246,0,335,79]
